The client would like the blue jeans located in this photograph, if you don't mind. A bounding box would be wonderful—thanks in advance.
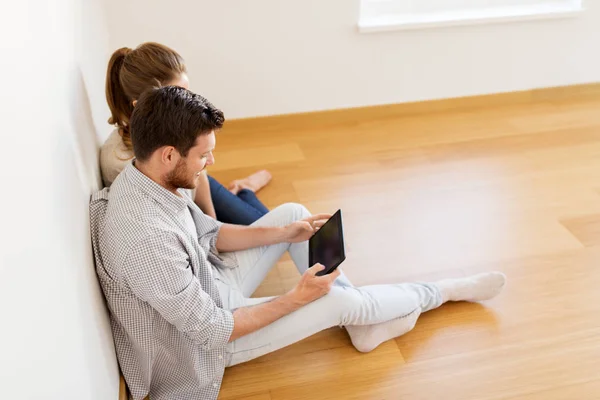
[208,175,269,225]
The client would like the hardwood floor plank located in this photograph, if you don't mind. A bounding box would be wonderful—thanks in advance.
[560,214,600,247]
[210,143,305,171]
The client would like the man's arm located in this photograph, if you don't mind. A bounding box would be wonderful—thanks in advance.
[215,213,332,252]
[216,224,287,252]
[123,233,234,350]
[194,171,217,219]
[229,264,340,342]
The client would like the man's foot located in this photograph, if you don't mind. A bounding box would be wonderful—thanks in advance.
[435,272,507,303]
[345,308,422,353]
[228,170,272,195]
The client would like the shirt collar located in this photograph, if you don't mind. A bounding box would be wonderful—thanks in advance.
[124,160,189,215]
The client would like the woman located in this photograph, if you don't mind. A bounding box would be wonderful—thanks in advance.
[101,42,271,225]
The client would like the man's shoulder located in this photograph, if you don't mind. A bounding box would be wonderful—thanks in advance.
[105,178,177,245]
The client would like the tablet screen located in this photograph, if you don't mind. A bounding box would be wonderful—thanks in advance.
[309,209,345,275]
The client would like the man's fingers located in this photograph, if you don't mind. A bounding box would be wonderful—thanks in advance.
[307,263,326,276]
[315,266,342,282]
[307,264,341,282]
[327,268,342,282]
[308,217,330,233]
[307,213,331,223]
[312,220,328,229]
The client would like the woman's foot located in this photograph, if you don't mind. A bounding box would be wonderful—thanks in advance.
[346,308,422,353]
[228,170,272,195]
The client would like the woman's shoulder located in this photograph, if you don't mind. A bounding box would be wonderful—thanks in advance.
[100,129,134,187]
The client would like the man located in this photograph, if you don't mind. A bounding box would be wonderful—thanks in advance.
[90,86,506,400]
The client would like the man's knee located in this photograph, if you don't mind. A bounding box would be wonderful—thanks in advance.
[319,287,365,326]
[274,202,311,222]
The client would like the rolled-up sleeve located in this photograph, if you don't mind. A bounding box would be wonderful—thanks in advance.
[122,233,234,350]
[194,213,232,268]
[196,213,223,252]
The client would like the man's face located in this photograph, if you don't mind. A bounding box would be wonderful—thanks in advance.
[165,131,216,190]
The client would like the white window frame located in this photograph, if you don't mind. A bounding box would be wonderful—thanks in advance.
[358,0,584,33]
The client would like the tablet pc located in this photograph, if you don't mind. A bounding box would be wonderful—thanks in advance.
[308,209,346,277]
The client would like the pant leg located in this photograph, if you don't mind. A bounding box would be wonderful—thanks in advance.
[227,281,442,366]
[237,189,269,214]
[208,175,268,225]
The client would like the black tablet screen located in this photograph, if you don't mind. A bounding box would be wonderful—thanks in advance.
[309,210,345,276]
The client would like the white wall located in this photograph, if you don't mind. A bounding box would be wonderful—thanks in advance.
[102,0,600,119]
[0,0,118,399]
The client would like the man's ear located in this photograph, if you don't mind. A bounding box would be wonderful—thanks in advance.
[160,146,179,166]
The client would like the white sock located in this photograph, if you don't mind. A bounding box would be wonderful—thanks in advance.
[345,307,422,353]
[435,272,507,303]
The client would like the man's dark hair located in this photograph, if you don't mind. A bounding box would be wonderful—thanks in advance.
[130,85,225,161]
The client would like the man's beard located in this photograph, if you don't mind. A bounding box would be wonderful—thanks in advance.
[165,158,197,190]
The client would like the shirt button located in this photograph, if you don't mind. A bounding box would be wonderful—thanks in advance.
[218,355,223,360]
[213,382,218,388]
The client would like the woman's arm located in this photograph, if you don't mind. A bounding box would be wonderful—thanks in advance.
[194,171,217,219]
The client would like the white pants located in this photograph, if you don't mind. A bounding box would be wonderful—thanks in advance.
[213,203,443,366]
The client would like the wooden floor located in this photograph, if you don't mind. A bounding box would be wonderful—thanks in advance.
[212,94,600,400]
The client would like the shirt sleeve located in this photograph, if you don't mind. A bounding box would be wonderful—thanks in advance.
[180,191,222,252]
[194,210,225,259]
[121,232,234,350]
